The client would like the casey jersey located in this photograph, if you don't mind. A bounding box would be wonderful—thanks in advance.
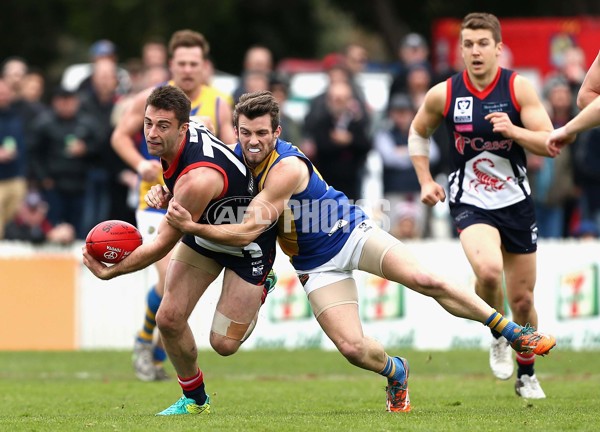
[443,67,531,210]
[236,139,368,271]
[163,121,277,284]
[137,81,234,211]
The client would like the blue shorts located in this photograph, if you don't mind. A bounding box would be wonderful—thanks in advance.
[450,198,538,254]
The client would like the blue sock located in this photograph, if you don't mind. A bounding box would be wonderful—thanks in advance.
[379,355,406,382]
[136,286,162,344]
[485,311,521,343]
[153,345,167,362]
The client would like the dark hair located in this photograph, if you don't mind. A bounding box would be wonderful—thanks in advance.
[234,90,280,132]
[168,29,210,59]
[461,12,502,44]
[145,85,191,126]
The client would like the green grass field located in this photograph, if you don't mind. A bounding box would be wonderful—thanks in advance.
[1,348,599,431]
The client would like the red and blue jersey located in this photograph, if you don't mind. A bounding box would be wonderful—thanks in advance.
[443,67,531,210]
[164,121,277,285]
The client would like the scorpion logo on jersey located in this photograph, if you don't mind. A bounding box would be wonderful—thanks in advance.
[470,158,513,192]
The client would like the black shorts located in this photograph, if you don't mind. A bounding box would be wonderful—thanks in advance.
[181,226,277,285]
[450,198,538,254]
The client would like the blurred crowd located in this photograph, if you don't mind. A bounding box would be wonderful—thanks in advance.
[1,32,598,246]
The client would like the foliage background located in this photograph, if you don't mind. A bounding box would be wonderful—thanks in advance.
[2,0,600,86]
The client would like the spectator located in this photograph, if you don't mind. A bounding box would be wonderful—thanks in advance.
[269,72,301,145]
[572,126,600,233]
[11,68,48,185]
[388,33,433,99]
[4,191,75,245]
[232,45,274,102]
[62,39,131,96]
[304,80,371,200]
[0,78,27,239]
[528,77,577,238]
[374,93,440,238]
[390,201,421,240]
[240,70,270,95]
[405,63,432,109]
[1,56,28,97]
[303,61,369,159]
[29,86,96,238]
[546,46,587,107]
[141,37,168,69]
[342,42,369,77]
[79,58,135,231]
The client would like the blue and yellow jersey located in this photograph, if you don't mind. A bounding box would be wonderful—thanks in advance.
[236,139,367,270]
[137,82,234,210]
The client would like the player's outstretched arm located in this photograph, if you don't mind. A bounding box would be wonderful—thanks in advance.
[82,217,181,280]
[578,51,600,109]
[83,167,224,280]
[546,94,600,156]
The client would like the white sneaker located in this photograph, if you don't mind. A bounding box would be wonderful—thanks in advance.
[133,340,156,381]
[515,374,546,399]
[490,336,514,380]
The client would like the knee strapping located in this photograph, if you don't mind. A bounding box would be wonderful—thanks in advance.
[212,311,256,342]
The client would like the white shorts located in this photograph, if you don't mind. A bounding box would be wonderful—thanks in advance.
[135,209,165,242]
[297,219,379,295]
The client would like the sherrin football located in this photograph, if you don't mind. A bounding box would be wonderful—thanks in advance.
[85,220,142,264]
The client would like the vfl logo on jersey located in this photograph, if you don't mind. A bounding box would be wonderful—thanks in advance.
[454,97,473,123]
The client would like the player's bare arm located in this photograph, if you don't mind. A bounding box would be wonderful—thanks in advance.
[217,101,236,144]
[111,87,161,182]
[547,94,600,156]
[83,167,224,280]
[577,51,600,109]
[410,82,447,206]
[167,156,309,246]
[486,75,553,157]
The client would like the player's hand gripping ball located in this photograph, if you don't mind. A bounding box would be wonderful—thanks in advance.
[85,220,142,263]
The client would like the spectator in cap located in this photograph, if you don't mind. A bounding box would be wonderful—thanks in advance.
[4,190,75,244]
[388,32,433,101]
[89,39,117,59]
[61,39,131,96]
[29,84,97,239]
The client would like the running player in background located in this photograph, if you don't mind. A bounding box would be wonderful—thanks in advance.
[111,29,236,381]
[86,85,277,415]
[149,90,556,413]
[408,12,555,398]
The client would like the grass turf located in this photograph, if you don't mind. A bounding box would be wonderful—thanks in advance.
[0,349,598,431]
